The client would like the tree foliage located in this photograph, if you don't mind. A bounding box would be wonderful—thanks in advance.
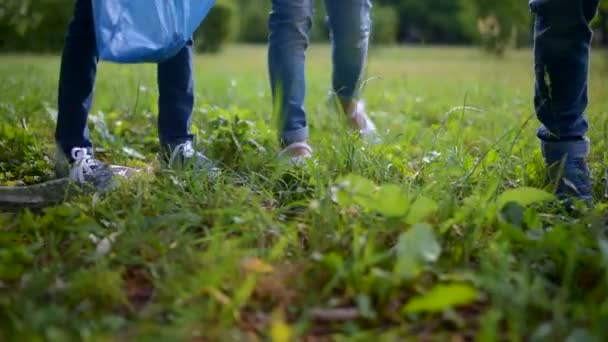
[462,0,531,55]
[0,0,606,54]
[371,6,399,45]
[593,0,608,45]
[195,0,238,53]
[387,0,471,44]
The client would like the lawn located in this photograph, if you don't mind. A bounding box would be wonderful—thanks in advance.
[1,45,608,341]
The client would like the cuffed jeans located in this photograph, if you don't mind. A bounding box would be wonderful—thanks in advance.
[269,0,372,145]
[55,0,195,159]
[530,0,599,142]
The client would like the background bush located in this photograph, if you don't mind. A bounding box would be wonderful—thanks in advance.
[372,6,399,45]
[0,0,607,54]
[195,0,237,53]
[461,0,531,55]
[0,0,72,52]
[237,1,270,43]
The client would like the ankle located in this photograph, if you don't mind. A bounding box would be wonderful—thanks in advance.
[339,99,358,116]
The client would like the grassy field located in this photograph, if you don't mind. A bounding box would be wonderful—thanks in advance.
[1,45,608,341]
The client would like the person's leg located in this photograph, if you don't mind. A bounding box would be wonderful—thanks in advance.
[268,0,314,148]
[531,0,599,200]
[324,0,371,113]
[156,41,219,176]
[324,0,376,138]
[54,0,117,187]
[157,40,195,149]
[55,0,99,159]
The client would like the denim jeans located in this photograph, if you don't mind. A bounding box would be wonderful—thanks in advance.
[530,0,599,142]
[268,0,372,145]
[55,0,195,159]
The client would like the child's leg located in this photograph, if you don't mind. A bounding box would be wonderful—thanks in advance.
[324,0,371,113]
[531,0,599,200]
[157,40,195,149]
[268,0,314,146]
[55,0,99,159]
[531,0,598,142]
[157,41,219,174]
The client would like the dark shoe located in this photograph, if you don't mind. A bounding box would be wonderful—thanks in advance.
[162,141,220,179]
[56,147,115,191]
[541,139,592,202]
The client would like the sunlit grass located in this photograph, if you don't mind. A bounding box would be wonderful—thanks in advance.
[0,45,607,340]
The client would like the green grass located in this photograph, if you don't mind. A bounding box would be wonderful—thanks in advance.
[1,44,608,341]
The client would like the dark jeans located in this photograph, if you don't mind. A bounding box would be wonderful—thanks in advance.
[55,0,194,159]
[530,0,599,142]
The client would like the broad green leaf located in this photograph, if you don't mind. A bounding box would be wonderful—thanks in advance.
[240,257,274,274]
[395,223,441,279]
[478,309,504,342]
[334,174,376,207]
[370,184,409,218]
[122,146,145,160]
[271,310,293,342]
[321,252,344,273]
[357,294,377,319]
[496,187,554,209]
[334,175,409,217]
[403,283,478,313]
[405,196,439,224]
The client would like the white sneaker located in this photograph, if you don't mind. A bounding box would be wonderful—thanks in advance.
[278,141,313,166]
[350,101,378,140]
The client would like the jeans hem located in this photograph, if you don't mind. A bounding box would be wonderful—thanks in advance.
[281,127,309,146]
[541,137,590,161]
[160,135,194,149]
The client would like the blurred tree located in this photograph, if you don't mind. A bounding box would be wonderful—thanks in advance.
[372,5,399,45]
[0,0,43,35]
[195,0,238,53]
[594,0,608,46]
[0,0,605,52]
[0,0,72,52]
[462,0,530,55]
[237,0,269,43]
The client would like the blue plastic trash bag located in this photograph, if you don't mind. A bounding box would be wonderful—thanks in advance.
[92,0,215,63]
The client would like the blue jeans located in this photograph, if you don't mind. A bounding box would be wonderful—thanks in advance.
[55,0,195,159]
[531,0,599,142]
[268,0,372,145]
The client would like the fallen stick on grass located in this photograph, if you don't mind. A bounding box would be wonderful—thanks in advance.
[0,165,138,209]
[310,307,361,321]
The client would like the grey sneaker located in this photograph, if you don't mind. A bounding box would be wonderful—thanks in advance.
[163,141,220,179]
[541,139,592,202]
[56,147,115,191]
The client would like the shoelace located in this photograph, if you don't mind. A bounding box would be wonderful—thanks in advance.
[70,147,97,182]
[169,141,196,166]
